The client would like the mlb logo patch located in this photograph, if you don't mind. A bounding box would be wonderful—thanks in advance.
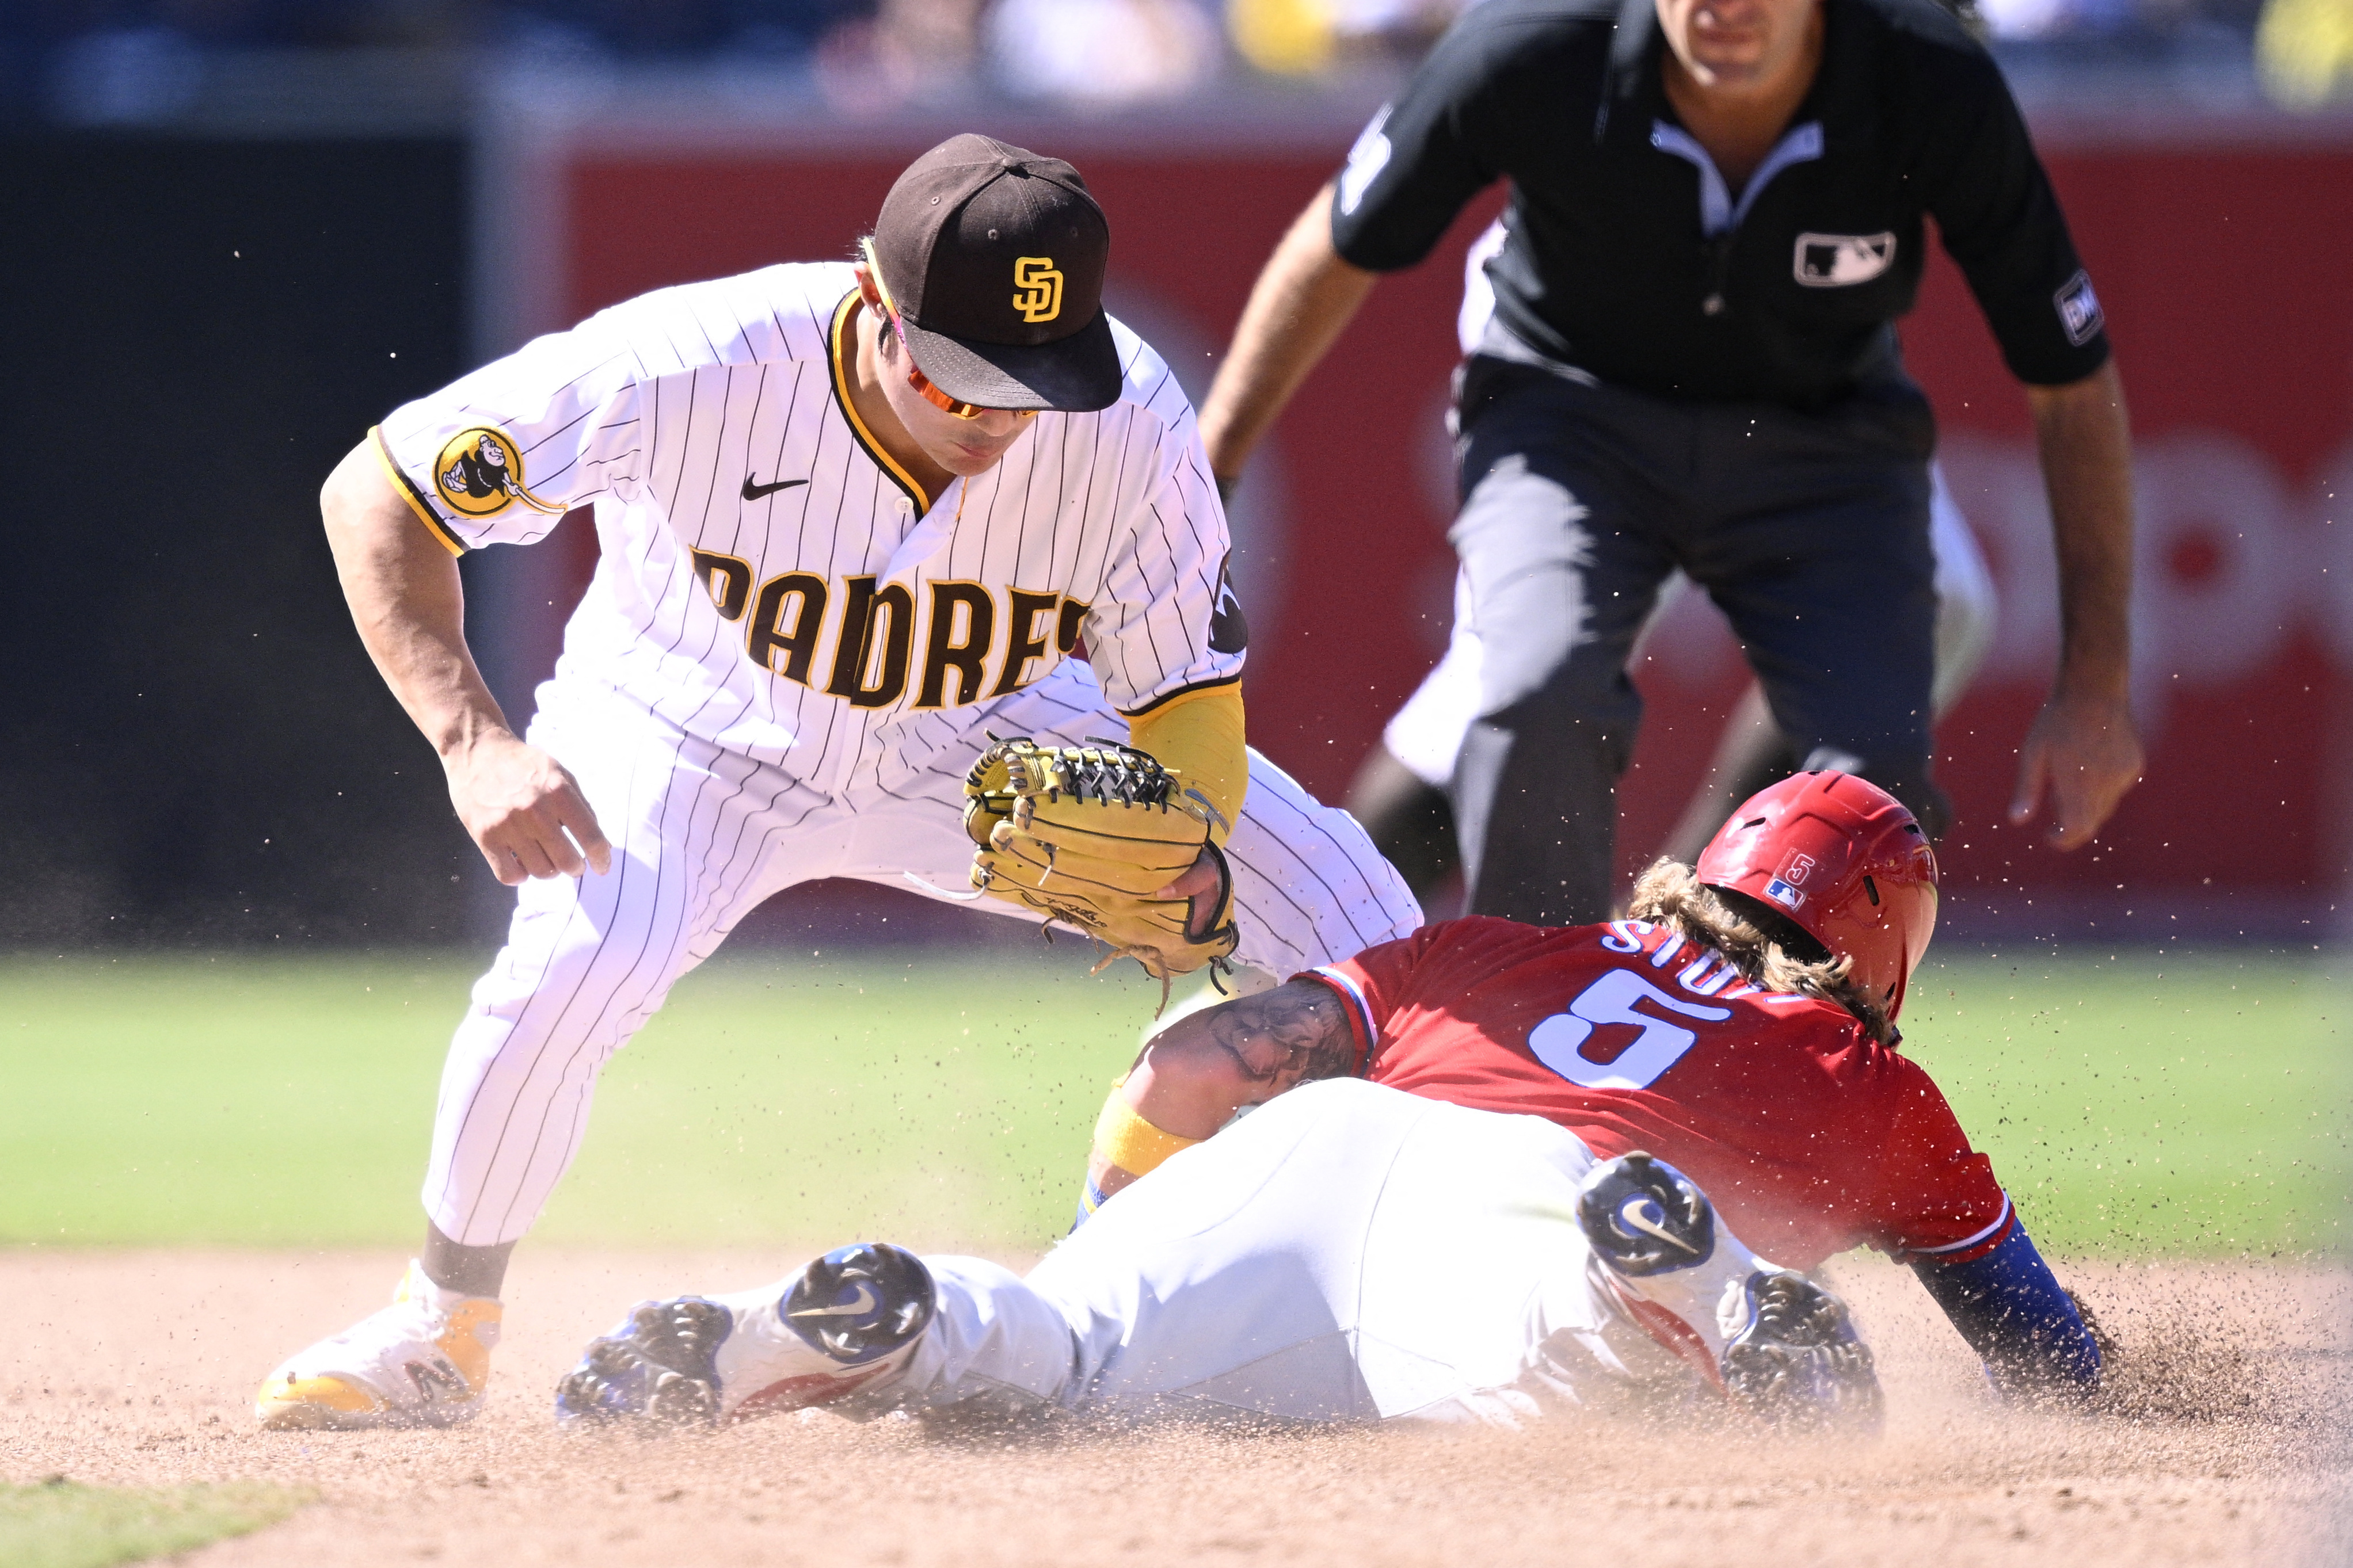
[1338,107,1392,216]
[1762,878,1807,911]
[1793,232,1896,287]
[2054,269,2104,346]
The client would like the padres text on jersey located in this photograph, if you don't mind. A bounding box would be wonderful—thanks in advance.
[375,264,1240,799]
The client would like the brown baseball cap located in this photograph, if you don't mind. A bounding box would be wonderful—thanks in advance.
[866,133,1122,414]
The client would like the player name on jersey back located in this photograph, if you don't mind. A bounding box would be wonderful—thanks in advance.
[377,262,1240,792]
[1315,915,2014,1272]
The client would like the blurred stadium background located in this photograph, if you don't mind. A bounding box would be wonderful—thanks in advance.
[0,0,2345,1253]
[1,0,2349,954]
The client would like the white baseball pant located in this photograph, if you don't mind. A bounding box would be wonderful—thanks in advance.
[423,665,1422,1247]
[829,1079,1782,1425]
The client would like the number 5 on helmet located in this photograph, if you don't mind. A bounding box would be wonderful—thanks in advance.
[1695,770,1939,1021]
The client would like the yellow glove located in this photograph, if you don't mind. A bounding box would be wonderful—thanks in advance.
[964,738,1239,986]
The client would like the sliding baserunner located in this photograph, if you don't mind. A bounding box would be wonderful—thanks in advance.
[550,773,2099,1433]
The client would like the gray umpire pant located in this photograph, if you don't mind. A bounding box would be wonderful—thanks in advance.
[1448,354,1946,926]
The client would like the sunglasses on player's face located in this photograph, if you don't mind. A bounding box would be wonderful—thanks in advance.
[861,240,1037,423]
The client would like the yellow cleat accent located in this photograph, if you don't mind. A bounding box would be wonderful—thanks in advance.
[255,1375,384,1429]
[436,1299,500,1392]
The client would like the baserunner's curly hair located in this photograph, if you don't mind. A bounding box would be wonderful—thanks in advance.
[1624,859,1898,1047]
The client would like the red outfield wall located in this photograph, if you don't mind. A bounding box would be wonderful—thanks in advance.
[519,124,2352,922]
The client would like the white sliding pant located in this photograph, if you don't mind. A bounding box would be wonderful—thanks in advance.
[851,1079,1777,1427]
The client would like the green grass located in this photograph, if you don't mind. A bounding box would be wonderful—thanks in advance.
[0,947,2343,1256]
[0,1479,306,1568]
[0,949,1158,1252]
[1901,949,2349,1256]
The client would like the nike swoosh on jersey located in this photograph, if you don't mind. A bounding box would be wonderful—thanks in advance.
[742,475,809,501]
[786,1282,878,1319]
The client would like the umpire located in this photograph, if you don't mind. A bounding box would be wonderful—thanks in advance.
[1200,0,2142,925]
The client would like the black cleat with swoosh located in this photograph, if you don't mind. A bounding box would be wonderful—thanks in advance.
[1575,1151,1717,1276]
[741,474,808,501]
[782,1242,936,1363]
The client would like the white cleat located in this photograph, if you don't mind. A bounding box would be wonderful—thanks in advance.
[254,1261,501,1431]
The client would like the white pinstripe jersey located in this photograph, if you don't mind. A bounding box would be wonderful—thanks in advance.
[378,262,1242,798]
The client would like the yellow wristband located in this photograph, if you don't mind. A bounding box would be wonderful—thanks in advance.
[1091,1079,1200,1178]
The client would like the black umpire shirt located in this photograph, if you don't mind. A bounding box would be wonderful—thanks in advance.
[1328,0,2111,410]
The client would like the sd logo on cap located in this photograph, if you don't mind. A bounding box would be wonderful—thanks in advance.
[864,135,1119,414]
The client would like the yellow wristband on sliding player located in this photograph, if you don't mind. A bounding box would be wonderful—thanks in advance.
[1091,1077,1200,1178]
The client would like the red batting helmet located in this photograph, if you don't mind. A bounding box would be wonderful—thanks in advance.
[1694,772,1939,1021]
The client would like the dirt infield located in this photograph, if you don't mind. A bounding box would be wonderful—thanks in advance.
[3,1248,2346,1567]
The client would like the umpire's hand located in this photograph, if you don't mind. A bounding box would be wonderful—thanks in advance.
[2013,361,2143,850]
[447,730,614,885]
[2008,690,2143,850]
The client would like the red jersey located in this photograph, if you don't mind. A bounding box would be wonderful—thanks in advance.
[1305,916,2013,1273]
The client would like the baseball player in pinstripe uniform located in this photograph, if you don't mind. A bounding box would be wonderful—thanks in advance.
[256,133,1419,1432]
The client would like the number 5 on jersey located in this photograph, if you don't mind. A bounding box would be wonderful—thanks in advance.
[1529,971,1731,1092]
